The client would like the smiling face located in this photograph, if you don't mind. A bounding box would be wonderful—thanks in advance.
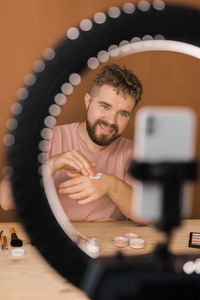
[84,84,136,146]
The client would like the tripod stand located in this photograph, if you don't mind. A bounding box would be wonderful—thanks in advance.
[80,160,199,300]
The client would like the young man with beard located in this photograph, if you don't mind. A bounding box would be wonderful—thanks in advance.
[0,64,143,221]
[45,64,143,221]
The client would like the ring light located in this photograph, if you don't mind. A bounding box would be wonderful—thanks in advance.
[4,0,200,290]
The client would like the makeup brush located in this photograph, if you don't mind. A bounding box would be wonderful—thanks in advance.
[10,227,23,247]
[1,230,5,250]
[4,235,8,250]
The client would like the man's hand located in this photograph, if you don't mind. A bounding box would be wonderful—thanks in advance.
[58,173,111,205]
[59,171,137,221]
[45,150,96,176]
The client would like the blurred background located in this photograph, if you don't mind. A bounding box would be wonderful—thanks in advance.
[0,0,200,221]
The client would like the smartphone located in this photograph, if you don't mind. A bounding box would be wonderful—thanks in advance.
[132,106,197,223]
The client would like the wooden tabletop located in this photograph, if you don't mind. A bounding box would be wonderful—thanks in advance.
[0,220,200,300]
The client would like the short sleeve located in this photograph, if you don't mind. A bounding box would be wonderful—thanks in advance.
[43,126,62,161]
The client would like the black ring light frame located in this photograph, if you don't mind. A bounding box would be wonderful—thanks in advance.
[5,0,200,291]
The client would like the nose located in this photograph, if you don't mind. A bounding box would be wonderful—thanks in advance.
[105,110,117,125]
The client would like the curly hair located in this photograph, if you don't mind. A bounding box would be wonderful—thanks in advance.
[90,64,143,106]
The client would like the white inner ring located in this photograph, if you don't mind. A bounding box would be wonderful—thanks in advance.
[120,39,200,58]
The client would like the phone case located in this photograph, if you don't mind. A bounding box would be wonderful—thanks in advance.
[132,106,196,222]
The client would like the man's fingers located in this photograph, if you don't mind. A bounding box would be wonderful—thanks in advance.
[59,182,86,194]
[72,151,95,176]
[67,191,89,200]
[63,157,83,173]
[78,197,94,205]
[46,150,96,176]
[59,176,85,188]
[66,171,82,178]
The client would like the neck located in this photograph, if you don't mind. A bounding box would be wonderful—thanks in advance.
[78,121,106,152]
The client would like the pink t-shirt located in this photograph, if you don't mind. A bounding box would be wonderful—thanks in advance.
[48,122,134,221]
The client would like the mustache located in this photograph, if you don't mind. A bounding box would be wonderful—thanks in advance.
[96,120,118,132]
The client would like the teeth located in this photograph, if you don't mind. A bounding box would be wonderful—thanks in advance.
[101,124,108,129]
[99,124,111,132]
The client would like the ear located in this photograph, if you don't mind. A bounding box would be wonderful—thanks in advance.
[84,93,91,109]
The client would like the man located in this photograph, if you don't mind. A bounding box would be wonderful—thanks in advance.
[45,63,143,221]
[0,64,143,221]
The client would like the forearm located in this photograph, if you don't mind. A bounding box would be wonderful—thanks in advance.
[0,178,15,211]
[107,174,135,221]
[44,157,58,176]
[58,172,135,220]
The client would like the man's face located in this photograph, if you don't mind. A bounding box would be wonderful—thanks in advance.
[85,84,135,146]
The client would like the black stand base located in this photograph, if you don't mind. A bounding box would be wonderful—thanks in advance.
[81,250,200,300]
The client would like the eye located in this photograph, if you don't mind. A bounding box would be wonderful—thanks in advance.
[120,111,129,117]
[101,104,109,110]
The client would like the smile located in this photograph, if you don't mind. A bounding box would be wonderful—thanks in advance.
[98,123,114,134]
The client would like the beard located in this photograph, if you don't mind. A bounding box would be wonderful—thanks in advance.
[86,117,120,146]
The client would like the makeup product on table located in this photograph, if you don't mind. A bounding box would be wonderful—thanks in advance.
[183,258,200,275]
[11,248,25,257]
[4,235,8,250]
[86,238,100,257]
[188,232,200,248]
[1,230,5,250]
[129,238,145,249]
[10,227,23,247]
[124,232,139,239]
[112,236,129,248]
[112,233,146,249]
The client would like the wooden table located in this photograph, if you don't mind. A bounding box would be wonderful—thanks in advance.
[0,220,200,300]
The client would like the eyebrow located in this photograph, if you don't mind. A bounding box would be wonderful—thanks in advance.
[98,101,111,107]
[98,101,132,115]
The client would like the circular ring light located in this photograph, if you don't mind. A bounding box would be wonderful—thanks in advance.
[5,0,200,289]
